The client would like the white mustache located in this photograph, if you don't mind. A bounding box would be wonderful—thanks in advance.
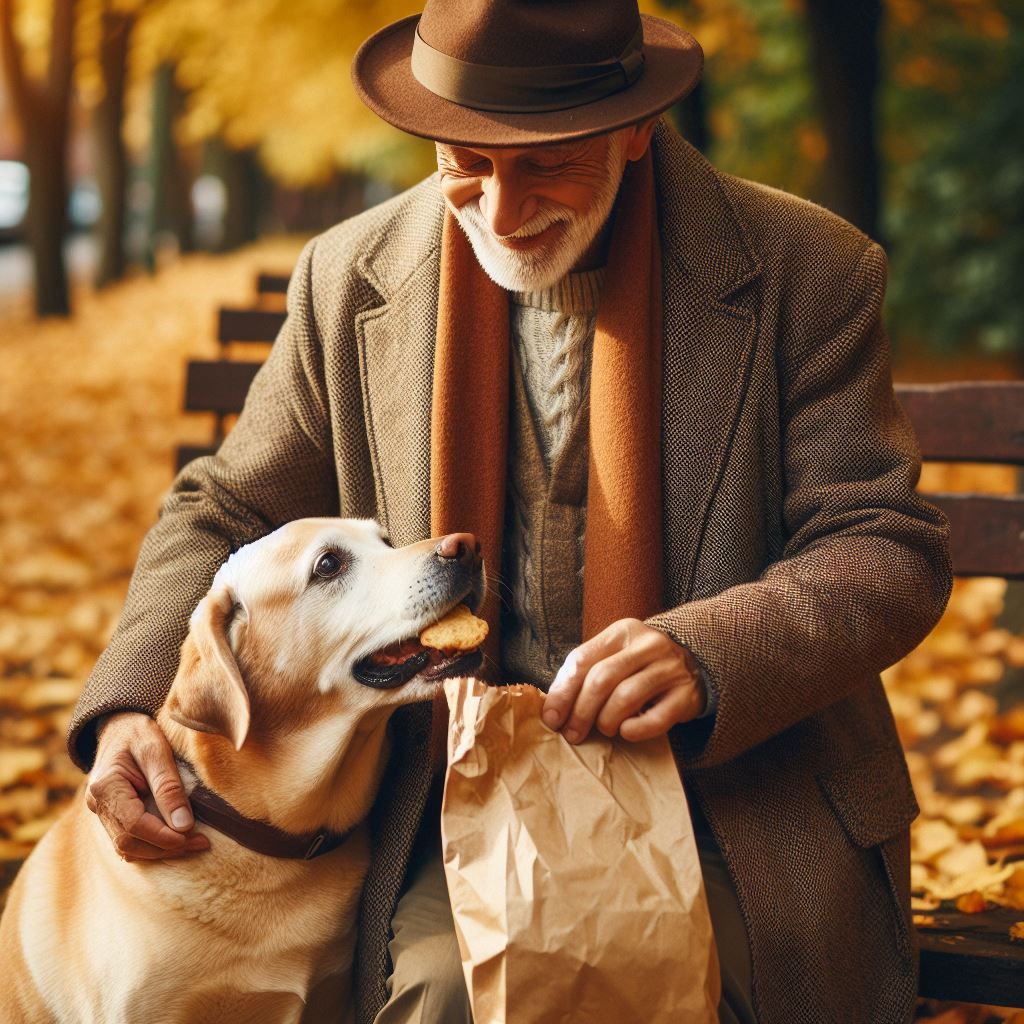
[461,197,575,240]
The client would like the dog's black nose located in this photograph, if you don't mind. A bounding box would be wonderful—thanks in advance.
[436,532,482,571]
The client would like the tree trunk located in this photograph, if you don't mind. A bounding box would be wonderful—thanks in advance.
[24,127,71,316]
[0,0,76,316]
[94,10,132,287]
[803,0,883,242]
[146,62,194,270]
[212,140,263,251]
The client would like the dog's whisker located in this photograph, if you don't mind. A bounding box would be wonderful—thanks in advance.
[482,570,515,612]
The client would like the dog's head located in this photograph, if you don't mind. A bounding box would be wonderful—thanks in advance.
[163,518,487,752]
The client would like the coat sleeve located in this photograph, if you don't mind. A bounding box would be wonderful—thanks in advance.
[645,240,953,770]
[66,237,339,770]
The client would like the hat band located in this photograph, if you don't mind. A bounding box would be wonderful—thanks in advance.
[411,22,645,114]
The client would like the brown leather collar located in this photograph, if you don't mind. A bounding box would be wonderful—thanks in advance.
[187,781,352,861]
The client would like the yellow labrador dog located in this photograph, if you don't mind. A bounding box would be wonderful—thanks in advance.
[0,518,486,1024]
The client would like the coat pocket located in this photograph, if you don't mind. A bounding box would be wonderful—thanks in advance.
[818,742,921,968]
[816,742,920,848]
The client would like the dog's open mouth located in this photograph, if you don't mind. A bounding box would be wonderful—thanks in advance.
[353,638,483,690]
[353,599,487,690]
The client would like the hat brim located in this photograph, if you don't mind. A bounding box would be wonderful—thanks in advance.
[351,14,703,149]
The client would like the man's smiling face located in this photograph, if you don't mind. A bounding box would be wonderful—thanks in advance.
[436,120,656,291]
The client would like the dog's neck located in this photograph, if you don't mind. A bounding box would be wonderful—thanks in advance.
[174,763,354,859]
[158,702,398,838]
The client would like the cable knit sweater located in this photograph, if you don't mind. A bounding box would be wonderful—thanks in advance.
[500,270,604,688]
[509,269,605,470]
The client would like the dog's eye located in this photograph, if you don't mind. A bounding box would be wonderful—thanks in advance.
[313,552,346,579]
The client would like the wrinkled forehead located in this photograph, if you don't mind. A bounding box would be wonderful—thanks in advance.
[213,517,386,595]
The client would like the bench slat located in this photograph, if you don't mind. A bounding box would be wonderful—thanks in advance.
[183,360,261,414]
[256,272,290,295]
[895,382,1024,465]
[217,308,287,344]
[922,492,1024,579]
[175,445,219,472]
[918,908,1024,1005]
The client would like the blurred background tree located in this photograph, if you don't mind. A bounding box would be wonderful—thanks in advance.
[883,0,1022,360]
[1,0,76,315]
[77,0,138,286]
[0,0,1020,367]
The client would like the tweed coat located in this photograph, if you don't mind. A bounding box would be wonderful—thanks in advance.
[68,121,952,1024]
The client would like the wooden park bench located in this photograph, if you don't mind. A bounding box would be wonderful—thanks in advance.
[175,303,286,470]
[176,314,1024,1003]
[256,271,290,297]
[175,273,291,468]
[898,381,1024,1007]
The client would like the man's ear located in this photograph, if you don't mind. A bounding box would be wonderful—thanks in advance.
[624,115,659,161]
[165,584,250,750]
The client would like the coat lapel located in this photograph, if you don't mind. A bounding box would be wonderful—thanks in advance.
[652,124,763,607]
[355,184,445,546]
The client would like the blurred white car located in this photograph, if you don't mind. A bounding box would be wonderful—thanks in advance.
[0,161,29,239]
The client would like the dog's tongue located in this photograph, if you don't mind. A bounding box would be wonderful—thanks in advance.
[365,637,452,670]
[366,637,429,666]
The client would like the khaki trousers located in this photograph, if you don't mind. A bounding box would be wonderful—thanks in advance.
[373,785,758,1024]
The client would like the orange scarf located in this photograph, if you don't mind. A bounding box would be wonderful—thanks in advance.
[429,150,664,762]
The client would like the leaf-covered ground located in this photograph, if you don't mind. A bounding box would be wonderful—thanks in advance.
[0,237,304,877]
[0,242,1022,1021]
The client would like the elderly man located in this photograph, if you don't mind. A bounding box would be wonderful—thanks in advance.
[70,0,952,1021]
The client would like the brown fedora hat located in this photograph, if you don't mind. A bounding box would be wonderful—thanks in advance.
[351,0,703,148]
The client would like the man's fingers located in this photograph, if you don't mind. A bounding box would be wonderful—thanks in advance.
[92,774,189,852]
[85,711,207,860]
[131,810,205,852]
[619,687,696,743]
[131,736,194,833]
[543,619,644,731]
[88,770,145,837]
[594,664,674,738]
[560,646,655,743]
[116,833,210,862]
[542,648,589,731]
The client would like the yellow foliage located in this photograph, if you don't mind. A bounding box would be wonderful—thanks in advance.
[121,0,437,187]
[641,0,758,66]
[11,0,52,80]
[73,0,103,106]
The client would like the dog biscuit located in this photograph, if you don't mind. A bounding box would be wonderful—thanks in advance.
[420,604,488,652]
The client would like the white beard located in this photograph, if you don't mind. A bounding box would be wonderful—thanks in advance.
[448,135,626,292]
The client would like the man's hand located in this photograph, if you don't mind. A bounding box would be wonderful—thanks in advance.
[85,711,209,862]
[541,618,706,744]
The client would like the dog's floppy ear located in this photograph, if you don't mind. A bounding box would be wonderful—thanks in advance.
[165,584,250,750]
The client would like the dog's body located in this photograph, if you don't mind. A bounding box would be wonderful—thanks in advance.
[0,518,485,1023]
[1,792,369,1023]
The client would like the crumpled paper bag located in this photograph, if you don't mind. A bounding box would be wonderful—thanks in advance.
[441,678,720,1024]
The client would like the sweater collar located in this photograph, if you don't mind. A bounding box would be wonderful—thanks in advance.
[510,268,607,314]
